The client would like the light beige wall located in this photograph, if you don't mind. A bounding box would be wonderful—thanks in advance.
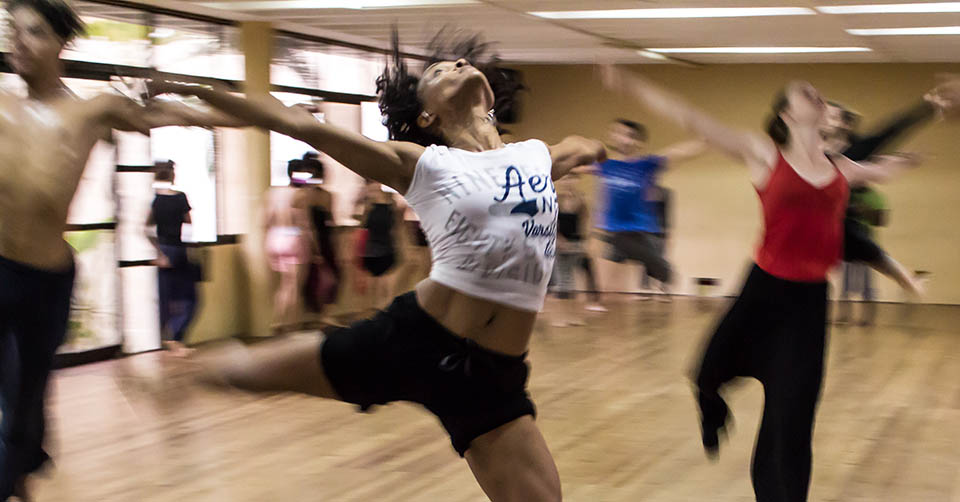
[509,63,960,304]
[187,244,250,344]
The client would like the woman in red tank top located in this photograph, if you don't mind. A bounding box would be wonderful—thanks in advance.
[602,68,919,502]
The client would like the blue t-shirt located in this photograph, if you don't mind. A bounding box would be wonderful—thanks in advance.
[598,156,664,233]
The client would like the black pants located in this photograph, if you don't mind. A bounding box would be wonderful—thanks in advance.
[695,264,827,502]
[157,244,200,343]
[0,254,75,500]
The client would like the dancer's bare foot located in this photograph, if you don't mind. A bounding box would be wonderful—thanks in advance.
[163,340,193,358]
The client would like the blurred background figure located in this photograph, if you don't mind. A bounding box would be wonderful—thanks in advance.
[352,179,401,312]
[837,184,888,325]
[147,160,200,357]
[550,172,605,327]
[263,159,314,333]
[821,93,957,301]
[640,184,673,297]
[393,201,432,298]
[299,153,341,324]
[594,119,704,301]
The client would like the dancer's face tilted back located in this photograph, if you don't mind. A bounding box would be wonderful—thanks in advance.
[7,5,65,81]
[415,58,495,138]
[781,81,828,131]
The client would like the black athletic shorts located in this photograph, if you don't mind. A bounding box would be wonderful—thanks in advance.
[320,292,536,456]
[604,231,672,283]
[362,254,396,277]
[843,218,883,263]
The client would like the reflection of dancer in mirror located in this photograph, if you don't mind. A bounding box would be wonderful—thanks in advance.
[602,66,936,501]
[151,29,605,501]
[146,160,200,357]
[591,119,705,301]
[0,1,242,499]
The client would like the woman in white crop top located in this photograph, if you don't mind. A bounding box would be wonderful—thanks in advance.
[154,32,604,501]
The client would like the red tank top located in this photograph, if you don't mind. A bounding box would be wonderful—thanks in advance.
[755,151,849,282]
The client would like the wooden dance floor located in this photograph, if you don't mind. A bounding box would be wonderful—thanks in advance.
[34,298,960,501]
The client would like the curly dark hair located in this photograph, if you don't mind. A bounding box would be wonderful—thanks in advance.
[376,28,525,147]
[6,0,85,42]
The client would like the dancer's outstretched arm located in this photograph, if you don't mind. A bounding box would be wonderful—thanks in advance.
[834,152,922,185]
[152,81,606,188]
[149,81,424,193]
[599,65,776,185]
[93,94,248,134]
[550,136,607,180]
[656,139,708,166]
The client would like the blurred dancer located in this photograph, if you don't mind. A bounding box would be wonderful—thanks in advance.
[602,66,932,501]
[837,184,888,325]
[151,29,605,501]
[822,93,959,297]
[594,119,704,300]
[353,180,402,311]
[393,201,432,297]
[299,155,341,318]
[639,184,672,298]
[147,160,200,356]
[0,1,240,499]
[551,172,604,327]
[264,159,316,333]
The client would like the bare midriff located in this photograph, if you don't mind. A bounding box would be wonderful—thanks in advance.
[415,279,537,357]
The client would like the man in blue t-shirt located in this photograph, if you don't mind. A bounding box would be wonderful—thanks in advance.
[594,119,704,299]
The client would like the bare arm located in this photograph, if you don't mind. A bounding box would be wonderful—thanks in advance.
[656,139,708,166]
[150,82,424,193]
[835,153,921,185]
[549,135,607,180]
[600,65,775,180]
[141,99,249,129]
[92,94,248,136]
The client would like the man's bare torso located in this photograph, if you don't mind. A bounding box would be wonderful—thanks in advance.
[0,89,108,270]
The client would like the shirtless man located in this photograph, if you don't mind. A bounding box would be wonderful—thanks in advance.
[0,1,237,499]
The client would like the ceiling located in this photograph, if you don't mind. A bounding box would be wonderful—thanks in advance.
[117,1,960,64]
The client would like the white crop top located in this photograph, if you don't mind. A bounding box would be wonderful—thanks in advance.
[404,139,557,312]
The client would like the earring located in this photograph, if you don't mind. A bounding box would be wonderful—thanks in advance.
[487,109,497,124]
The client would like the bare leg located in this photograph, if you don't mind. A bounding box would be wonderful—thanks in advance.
[273,269,298,332]
[13,477,33,502]
[868,253,924,298]
[377,273,396,309]
[465,416,562,502]
[194,332,338,398]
